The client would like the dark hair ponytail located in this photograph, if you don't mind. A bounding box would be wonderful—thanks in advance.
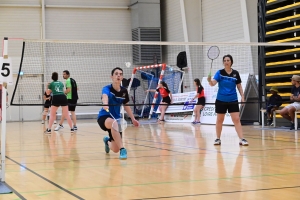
[160,81,169,91]
[194,78,202,87]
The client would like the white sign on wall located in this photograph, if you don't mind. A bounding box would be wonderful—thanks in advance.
[156,91,196,122]
[0,57,13,85]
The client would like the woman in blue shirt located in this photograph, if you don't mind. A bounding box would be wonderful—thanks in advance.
[207,54,248,146]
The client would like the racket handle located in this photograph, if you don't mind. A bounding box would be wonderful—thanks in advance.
[105,108,116,120]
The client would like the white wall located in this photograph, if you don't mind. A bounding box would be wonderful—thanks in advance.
[0,0,131,121]
[160,0,258,91]
[201,0,257,78]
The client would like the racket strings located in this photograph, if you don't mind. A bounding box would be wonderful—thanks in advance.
[207,46,220,60]
[112,118,128,132]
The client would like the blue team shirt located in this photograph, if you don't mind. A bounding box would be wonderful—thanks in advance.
[213,69,242,102]
[98,84,130,119]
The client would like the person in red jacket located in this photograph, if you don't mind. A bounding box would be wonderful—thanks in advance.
[148,81,173,122]
[190,78,205,124]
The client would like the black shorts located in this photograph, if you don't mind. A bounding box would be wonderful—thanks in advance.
[68,99,77,111]
[44,100,51,108]
[266,105,276,113]
[162,96,171,104]
[197,97,205,106]
[97,115,122,141]
[51,94,68,107]
[215,99,239,114]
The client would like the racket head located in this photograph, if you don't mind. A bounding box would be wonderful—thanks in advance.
[207,46,220,60]
[112,118,128,133]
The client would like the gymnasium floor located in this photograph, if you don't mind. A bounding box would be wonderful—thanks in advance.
[1,120,300,199]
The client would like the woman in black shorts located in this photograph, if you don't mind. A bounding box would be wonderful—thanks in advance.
[207,54,248,146]
[148,81,172,122]
[191,78,205,124]
[45,72,73,134]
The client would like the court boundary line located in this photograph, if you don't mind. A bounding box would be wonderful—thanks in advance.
[131,185,300,199]
[5,156,84,200]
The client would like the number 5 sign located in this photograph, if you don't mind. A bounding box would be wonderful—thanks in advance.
[0,57,13,85]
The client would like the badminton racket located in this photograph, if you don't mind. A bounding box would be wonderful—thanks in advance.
[105,109,128,132]
[207,46,220,76]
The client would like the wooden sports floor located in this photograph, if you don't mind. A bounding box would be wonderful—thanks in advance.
[1,120,300,200]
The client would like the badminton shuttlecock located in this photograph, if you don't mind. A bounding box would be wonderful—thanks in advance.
[125,62,131,68]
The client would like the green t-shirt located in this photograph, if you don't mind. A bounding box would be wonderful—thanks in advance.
[48,81,64,95]
[65,78,72,99]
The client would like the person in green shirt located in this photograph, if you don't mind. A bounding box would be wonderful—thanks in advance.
[45,72,74,134]
[55,70,78,131]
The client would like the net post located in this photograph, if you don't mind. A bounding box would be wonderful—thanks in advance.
[2,37,8,59]
[0,37,8,182]
[1,86,7,182]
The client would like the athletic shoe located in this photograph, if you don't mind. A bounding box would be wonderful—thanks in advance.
[239,138,249,146]
[70,128,74,133]
[290,122,295,130]
[41,120,45,124]
[119,148,127,160]
[103,136,110,153]
[45,128,51,134]
[214,139,221,145]
[73,126,78,131]
[267,119,272,126]
[192,121,201,124]
[55,124,64,131]
[54,120,57,124]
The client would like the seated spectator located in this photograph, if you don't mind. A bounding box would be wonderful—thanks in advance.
[280,75,300,130]
[266,87,282,126]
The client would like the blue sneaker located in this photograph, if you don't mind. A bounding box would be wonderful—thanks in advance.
[103,136,110,153]
[119,148,127,160]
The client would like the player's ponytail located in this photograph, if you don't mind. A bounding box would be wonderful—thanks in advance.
[194,78,203,88]
[161,81,169,91]
[194,78,200,86]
